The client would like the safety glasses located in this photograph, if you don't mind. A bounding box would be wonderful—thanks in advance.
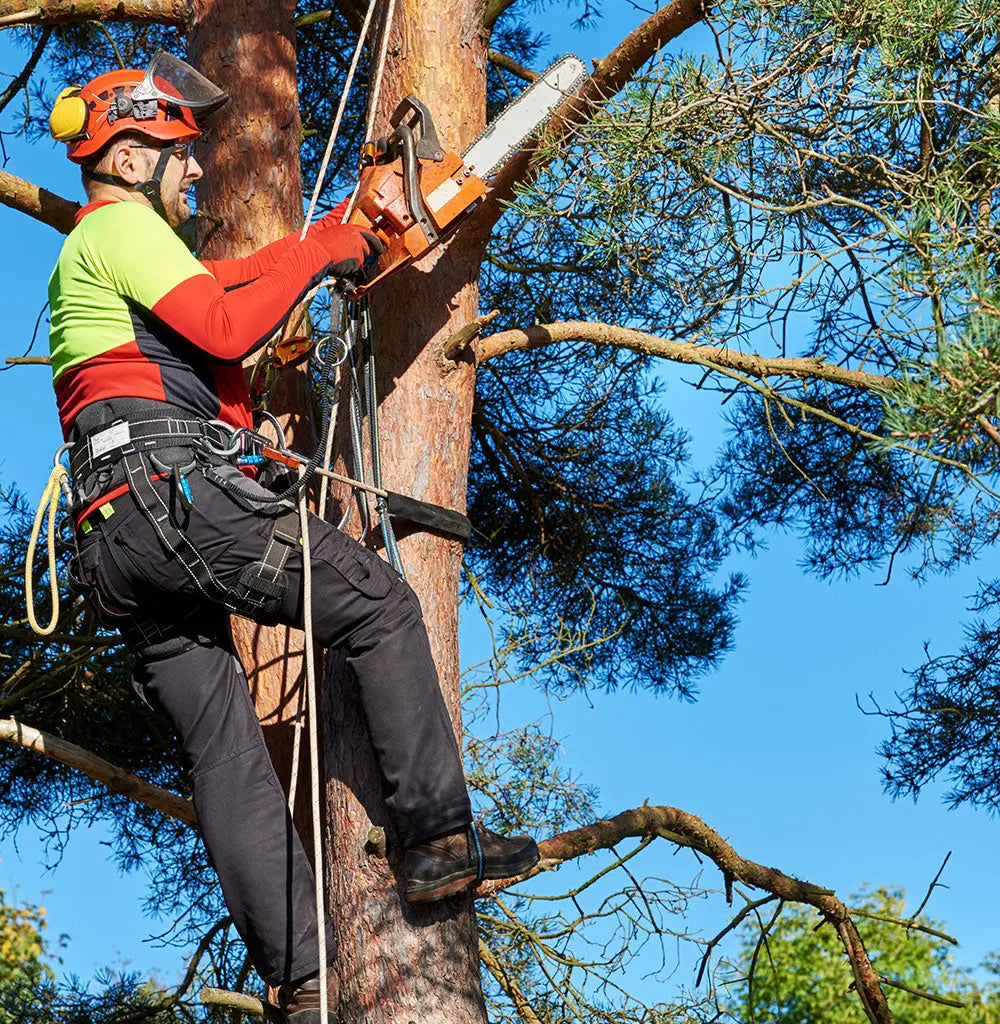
[131,140,196,163]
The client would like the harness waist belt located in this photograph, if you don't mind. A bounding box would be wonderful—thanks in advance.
[70,417,233,484]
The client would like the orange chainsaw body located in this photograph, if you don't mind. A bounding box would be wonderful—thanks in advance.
[346,97,488,296]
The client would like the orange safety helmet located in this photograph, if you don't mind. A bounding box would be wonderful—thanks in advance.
[50,52,227,163]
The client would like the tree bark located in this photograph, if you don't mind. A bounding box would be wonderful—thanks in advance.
[0,0,188,24]
[187,0,320,847]
[323,3,489,1024]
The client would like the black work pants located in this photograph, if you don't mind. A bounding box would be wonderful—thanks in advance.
[76,462,472,986]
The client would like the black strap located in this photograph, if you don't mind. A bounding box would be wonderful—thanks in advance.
[82,145,173,221]
[123,451,235,608]
[71,417,232,483]
[123,452,301,619]
[384,491,471,543]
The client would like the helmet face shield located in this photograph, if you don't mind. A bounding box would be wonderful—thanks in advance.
[131,51,229,115]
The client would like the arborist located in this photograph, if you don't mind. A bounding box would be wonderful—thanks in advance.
[45,52,538,1023]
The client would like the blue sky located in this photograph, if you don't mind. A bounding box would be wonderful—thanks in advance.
[1,5,999,1004]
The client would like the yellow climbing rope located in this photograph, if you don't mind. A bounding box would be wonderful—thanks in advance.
[25,459,70,636]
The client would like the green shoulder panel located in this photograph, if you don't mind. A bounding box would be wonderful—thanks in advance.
[48,201,211,381]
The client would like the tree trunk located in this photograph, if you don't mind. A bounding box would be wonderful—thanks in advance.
[325,3,490,1024]
[188,0,319,839]
[189,0,491,1018]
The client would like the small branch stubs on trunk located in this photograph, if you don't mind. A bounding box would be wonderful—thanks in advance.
[441,309,499,367]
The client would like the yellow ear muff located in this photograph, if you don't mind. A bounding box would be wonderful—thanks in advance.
[49,87,88,142]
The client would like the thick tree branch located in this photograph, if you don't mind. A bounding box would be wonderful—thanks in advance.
[200,987,283,1020]
[483,0,517,30]
[0,0,188,24]
[479,804,895,1024]
[0,717,197,828]
[477,0,707,229]
[0,168,78,235]
[479,320,897,392]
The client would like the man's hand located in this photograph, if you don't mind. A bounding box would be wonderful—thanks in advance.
[315,223,385,278]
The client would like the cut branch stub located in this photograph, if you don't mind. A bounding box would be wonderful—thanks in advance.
[0,168,79,235]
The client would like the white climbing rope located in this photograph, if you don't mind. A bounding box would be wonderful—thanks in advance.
[298,466,329,1023]
[25,453,72,636]
[289,2,401,1010]
[296,4,400,1002]
[314,0,399,526]
[300,0,380,241]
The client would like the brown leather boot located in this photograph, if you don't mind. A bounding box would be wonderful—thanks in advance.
[403,823,539,902]
[276,970,340,1024]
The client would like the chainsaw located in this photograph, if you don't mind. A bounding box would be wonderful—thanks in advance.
[346,55,587,297]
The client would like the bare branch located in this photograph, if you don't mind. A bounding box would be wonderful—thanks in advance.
[0,0,189,25]
[488,50,537,83]
[0,7,38,24]
[879,976,963,1008]
[0,168,79,234]
[0,717,197,828]
[477,0,707,229]
[479,804,896,1024]
[200,987,283,1020]
[479,938,545,1024]
[479,320,896,392]
[0,25,50,116]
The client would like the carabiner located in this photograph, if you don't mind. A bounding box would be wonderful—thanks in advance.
[259,411,290,452]
[200,420,242,457]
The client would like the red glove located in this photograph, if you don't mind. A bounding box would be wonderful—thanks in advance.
[312,219,385,278]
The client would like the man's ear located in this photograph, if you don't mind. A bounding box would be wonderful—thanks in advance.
[110,142,145,185]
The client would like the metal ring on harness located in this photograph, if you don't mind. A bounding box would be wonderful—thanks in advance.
[199,421,243,457]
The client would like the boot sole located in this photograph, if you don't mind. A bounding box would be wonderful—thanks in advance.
[404,849,540,903]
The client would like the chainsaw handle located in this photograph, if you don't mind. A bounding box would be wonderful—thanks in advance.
[394,122,439,245]
[389,95,444,162]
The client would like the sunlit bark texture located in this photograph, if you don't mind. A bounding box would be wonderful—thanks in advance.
[323,1,490,1023]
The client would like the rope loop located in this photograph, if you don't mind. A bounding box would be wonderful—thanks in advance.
[25,460,70,636]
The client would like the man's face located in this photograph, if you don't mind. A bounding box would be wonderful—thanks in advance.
[110,138,203,228]
[155,141,203,228]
